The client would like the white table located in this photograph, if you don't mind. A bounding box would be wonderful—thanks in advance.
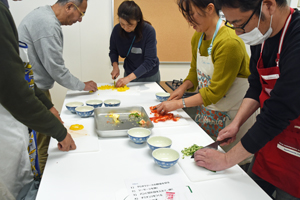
[36,82,271,200]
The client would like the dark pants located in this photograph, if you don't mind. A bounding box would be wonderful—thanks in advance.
[36,90,51,175]
[247,157,300,200]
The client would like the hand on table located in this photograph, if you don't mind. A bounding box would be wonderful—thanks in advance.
[217,123,240,146]
[49,107,64,124]
[155,99,181,114]
[194,148,229,171]
[84,81,97,92]
[58,133,76,151]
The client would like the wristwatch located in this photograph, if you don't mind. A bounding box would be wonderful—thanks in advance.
[182,98,186,108]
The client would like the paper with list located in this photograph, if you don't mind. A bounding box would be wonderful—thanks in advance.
[125,176,188,200]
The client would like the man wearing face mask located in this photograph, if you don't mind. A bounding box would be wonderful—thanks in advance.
[192,0,300,199]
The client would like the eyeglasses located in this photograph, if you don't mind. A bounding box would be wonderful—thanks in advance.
[73,3,85,18]
[225,3,260,33]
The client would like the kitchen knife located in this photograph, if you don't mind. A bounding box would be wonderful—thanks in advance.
[191,138,230,158]
[113,76,116,87]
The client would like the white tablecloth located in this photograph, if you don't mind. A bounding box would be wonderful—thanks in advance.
[36,82,271,200]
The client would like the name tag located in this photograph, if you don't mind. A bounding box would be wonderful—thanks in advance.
[131,47,142,54]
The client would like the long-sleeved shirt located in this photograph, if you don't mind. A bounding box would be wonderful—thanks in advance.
[109,23,159,79]
[185,26,250,106]
[0,0,8,8]
[241,9,300,154]
[18,5,85,91]
[0,2,67,142]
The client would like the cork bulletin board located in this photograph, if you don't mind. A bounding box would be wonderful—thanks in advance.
[113,0,195,62]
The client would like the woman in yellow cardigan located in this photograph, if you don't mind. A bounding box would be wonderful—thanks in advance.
[156,0,258,167]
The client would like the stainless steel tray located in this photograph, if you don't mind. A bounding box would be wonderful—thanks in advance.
[94,106,154,137]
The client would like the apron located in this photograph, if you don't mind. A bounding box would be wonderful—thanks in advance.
[0,106,33,198]
[252,8,300,198]
[195,18,250,138]
[19,41,40,178]
[0,42,38,198]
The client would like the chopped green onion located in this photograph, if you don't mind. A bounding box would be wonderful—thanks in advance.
[181,144,203,159]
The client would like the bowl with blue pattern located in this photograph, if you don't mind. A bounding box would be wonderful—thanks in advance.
[155,92,170,102]
[152,148,179,169]
[75,106,94,118]
[104,99,121,107]
[147,136,172,151]
[127,127,151,144]
[86,99,103,108]
[65,101,84,113]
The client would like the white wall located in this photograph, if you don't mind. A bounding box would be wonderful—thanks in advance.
[8,0,191,112]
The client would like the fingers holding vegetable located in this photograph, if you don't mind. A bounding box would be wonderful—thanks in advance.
[116,77,130,87]
[155,100,181,114]
[194,148,228,171]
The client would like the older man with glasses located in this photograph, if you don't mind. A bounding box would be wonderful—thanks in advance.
[18,0,97,175]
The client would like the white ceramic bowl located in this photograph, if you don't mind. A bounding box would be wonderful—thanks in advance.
[86,100,103,108]
[152,148,179,169]
[127,127,151,144]
[104,99,121,107]
[155,92,170,102]
[65,101,84,113]
[147,136,172,151]
[75,106,94,117]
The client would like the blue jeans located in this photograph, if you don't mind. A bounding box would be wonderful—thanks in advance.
[124,71,160,85]
[247,157,300,200]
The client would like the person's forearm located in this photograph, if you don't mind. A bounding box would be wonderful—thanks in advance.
[127,72,137,82]
[34,84,53,109]
[181,80,194,91]
[112,62,118,69]
[182,93,203,108]
[225,141,252,168]
[231,98,260,128]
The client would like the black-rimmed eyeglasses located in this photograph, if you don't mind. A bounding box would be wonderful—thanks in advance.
[225,3,260,33]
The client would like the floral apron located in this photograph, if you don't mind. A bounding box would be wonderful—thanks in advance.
[195,18,250,138]
[252,8,300,198]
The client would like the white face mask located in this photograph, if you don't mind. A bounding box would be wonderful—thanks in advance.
[239,3,273,46]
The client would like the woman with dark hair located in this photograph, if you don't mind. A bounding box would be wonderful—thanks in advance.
[195,0,300,199]
[155,0,258,168]
[109,0,160,87]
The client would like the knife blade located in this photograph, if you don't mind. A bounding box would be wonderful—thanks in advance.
[191,138,230,158]
[113,76,116,87]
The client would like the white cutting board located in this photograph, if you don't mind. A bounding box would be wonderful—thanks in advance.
[144,106,189,128]
[169,132,243,182]
[48,120,99,154]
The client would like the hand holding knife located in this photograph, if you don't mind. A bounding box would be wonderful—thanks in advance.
[191,137,231,158]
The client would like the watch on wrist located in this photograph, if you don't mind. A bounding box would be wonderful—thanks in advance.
[182,98,186,108]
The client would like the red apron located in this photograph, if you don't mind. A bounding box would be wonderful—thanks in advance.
[252,8,300,198]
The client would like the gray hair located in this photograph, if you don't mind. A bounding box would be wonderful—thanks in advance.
[56,0,85,6]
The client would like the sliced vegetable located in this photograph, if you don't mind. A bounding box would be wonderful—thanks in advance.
[149,106,180,123]
[181,144,203,159]
[129,112,141,118]
[138,119,146,125]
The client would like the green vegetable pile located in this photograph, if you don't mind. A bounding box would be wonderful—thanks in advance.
[129,112,141,118]
[181,144,203,159]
